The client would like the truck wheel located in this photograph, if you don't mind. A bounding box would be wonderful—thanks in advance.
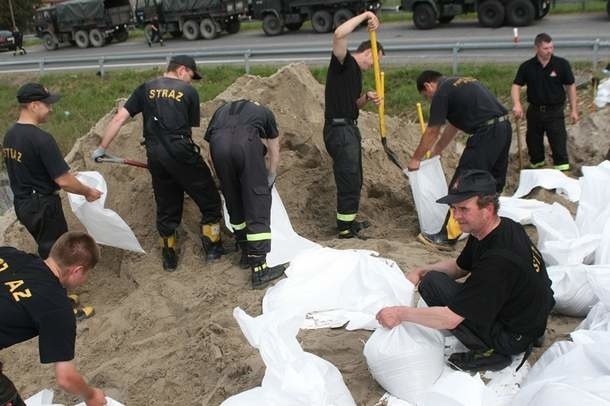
[439,15,454,24]
[311,10,333,33]
[89,29,105,47]
[333,8,353,28]
[74,30,90,48]
[505,0,535,26]
[413,3,437,30]
[285,22,303,31]
[226,19,241,34]
[477,0,505,28]
[262,14,283,36]
[42,32,59,51]
[183,19,200,40]
[200,18,218,39]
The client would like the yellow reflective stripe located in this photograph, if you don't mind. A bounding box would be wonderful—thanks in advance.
[336,213,357,222]
[554,164,570,171]
[529,161,545,169]
[247,232,272,241]
[232,222,247,231]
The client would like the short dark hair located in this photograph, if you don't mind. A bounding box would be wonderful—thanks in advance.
[50,231,100,271]
[476,194,500,214]
[167,61,182,73]
[416,70,443,92]
[355,40,385,55]
[534,33,552,46]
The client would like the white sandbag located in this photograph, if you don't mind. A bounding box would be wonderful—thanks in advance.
[405,156,448,235]
[68,171,144,253]
[363,323,444,403]
[594,217,610,264]
[594,77,610,108]
[578,302,610,332]
[498,197,551,225]
[513,169,580,202]
[222,307,355,406]
[527,378,610,406]
[419,370,497,406]
[24,390,60,406]
[575,164,610,236]
[75,398,124,406]
[547,265,601,317]
[262,247,414,330]
[531,202,578,242]
[222,186,320,267]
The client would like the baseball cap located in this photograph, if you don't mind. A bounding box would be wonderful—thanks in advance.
[170,55,202,80]
[17,83,60,104]
[436,169,497,205]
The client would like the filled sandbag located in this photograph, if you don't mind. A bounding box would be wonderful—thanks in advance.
[405,156,448,235]
[547,265,604,317]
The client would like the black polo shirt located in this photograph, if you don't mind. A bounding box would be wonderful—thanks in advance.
[204,100,278,142]
[324,51,362,121]
[123,76,200,139]
[0,247,75,364]
[2,123,69,199]
[513,55,575,106]
[428,77,507,134]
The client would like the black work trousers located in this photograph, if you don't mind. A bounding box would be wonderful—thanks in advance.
[14,194,68,259]
[526,105,569,166]
[453,120,512,193]
[323,122,363,231]
[145,138,221,237]
[419,271,533,356]
[209,129,271,256]
[0,369,26,406]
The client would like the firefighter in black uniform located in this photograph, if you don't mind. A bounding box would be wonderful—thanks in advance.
[324,11,384,239]
[0,232,106,406]
[407,71,511,250]
[92,55,224,271]
[3,83,102,260]
[511,33,579,171]
[204,100,285,288]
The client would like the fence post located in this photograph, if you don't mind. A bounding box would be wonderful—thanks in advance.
[244,49,251,74]
[99,57,105,77]
[593,38,600,72]
[39,57,45,75]
[452,44,460,75]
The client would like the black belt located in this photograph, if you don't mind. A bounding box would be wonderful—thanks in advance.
[327,118,357,127]
[475,115,509,132]
[15,190,59,200]
[529,104,563,112]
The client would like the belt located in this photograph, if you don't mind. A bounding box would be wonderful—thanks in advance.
[475,115,509,132]
[327,118,358,126]
[15,190,59,200]
[530,104,563,112]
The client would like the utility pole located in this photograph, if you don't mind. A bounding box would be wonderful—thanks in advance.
[8,0,17,30]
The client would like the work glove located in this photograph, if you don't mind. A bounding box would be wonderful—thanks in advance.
[267,172,277,188]
[91,147,107,162]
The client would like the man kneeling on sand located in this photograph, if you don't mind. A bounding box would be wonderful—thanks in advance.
[377,170,554,371]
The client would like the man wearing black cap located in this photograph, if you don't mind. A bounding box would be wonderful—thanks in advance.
[377,170,554,372]
[93,55,225,271]
[3,83,103,260]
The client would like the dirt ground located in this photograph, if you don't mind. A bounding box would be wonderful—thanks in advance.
[1,64,608,405]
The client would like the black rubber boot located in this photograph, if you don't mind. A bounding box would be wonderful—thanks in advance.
[201,223,225,261]
[448,349,512,372]
[234,229,249,269]
[250,255,288,289]
[161,235,178,271]
[338,220,370,239]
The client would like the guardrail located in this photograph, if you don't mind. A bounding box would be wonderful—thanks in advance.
[1,38,609,75]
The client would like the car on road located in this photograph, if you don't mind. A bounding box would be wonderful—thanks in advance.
[0,30,16,52]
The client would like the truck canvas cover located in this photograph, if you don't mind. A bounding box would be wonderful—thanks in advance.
[55,0,105,22]
[161,0,223,12]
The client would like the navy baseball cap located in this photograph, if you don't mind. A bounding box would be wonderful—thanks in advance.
[170,55,202,80]
[17,83,60,104]
[437,170,497,205]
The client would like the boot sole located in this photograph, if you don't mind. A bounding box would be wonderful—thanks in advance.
[416,233,455,252]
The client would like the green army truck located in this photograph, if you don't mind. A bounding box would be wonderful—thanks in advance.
[34,0,132,50]
[402,0,550,29]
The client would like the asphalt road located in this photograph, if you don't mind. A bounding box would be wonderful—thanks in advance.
[1,13,609,71]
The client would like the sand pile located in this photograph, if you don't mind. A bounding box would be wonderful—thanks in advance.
[1,63,608,405]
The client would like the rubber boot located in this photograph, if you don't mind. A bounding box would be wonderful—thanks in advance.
[234,229,249,269]
[417,211,459,251]
[249,254,287,289]
[338,220,370,239]
[161,234,178,271]
[201,223,224,261]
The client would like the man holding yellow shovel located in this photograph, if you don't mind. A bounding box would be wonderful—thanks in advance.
[407,71,511,251]
[324,11,384,239]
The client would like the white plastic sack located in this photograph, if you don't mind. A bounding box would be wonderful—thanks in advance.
[221,307,355,406]
[578,302,610,332]
[24,390,60,406]
[594,77,610,108]
[419,370,497,406]
[68,171,144,253]
[547,265,603,317]
[575,163,610,236]
[498,197,551,225]
[75,398,124,406]
[222,186,320,267]
[406,156,448,235]
[363,323,444,403]
[595,217,610,265]
[513,169,580,202]
[262,247,414,330]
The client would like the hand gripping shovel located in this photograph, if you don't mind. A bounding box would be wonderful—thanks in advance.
[369,30,403,171]
[95,153,148,169]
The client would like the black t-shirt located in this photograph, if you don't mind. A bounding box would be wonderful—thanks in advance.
[2,123,70,199]
[123,76,200,139]
[513,55,575,106]
[428,77,508,134]
[451,218,554,338]
[204,100,279,142]
[0,247,75,364]
[324,51,362,121]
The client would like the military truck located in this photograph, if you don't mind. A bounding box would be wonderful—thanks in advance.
[402,0,550,29]
[34,0,132,50]
[134,0,245,41]
[250,0,381,36]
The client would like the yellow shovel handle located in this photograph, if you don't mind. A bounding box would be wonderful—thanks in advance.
[369,30,385,138]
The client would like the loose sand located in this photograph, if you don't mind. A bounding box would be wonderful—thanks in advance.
[1,63,608,405]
